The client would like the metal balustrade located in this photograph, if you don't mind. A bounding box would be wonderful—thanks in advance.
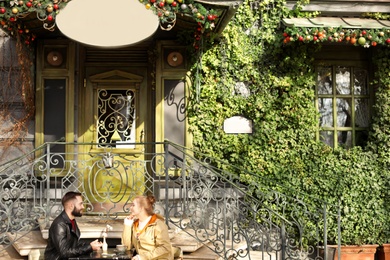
[0,141,341,259]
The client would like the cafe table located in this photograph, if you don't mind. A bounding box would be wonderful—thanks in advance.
[69,249,133,260]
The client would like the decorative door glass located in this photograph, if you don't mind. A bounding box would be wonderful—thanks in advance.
[97,88,136,148]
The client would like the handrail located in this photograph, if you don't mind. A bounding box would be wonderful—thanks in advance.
[0,141,340,260]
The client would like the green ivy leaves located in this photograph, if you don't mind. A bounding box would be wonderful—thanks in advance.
[187,0,390,246]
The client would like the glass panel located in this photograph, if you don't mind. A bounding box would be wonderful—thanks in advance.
[355,98,370,127]
[320,131,334,147]
[354,68,368,95]
[337,131,352,148]
[317,66,332,94]
[319,98,333,127]
[44,79,66,145]
[44,79,66,168]
[337,98,351,127]
[355,131,368,147]
[164,80,186,165]
[335,66,351,95]
[97,89,136,148]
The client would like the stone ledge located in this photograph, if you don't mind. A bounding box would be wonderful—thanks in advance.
[7,231,46,257]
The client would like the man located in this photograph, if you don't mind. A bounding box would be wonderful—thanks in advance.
[44,191,102,260]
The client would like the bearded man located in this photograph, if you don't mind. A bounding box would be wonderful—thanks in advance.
[44,191,102,260]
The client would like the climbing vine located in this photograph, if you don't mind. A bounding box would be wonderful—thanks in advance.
[187,0,390,246]
[0,32,34,159]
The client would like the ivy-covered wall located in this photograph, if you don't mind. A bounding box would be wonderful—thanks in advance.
[187,0,390,245]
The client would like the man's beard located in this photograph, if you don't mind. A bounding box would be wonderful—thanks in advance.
[72,207,83,217]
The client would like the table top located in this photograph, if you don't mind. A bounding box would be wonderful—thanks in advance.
[69,249,133,260]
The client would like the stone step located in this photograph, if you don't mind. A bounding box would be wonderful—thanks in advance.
[0,244,28,260]
[182,243,220,260]
[170,229,204,253]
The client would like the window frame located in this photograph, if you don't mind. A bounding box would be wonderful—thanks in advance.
[315,61,372,148]
[35,41,75,173]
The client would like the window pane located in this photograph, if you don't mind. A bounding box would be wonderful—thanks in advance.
[337,98,351,127]
[320,131,334,147]
[354,68,368,95]
[355,98,370,128]
[317,66,332,94]
[319,98,333,127]
[44,79,66,168]
[164,79,186,164]
[335,66,351,95]
[338,131,352,148]
[355,131,368,147]
[44,79,66,146]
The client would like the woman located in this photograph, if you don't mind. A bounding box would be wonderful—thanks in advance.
[122,195,173,260]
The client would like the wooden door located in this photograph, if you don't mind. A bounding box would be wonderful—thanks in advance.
[78,68,150,212]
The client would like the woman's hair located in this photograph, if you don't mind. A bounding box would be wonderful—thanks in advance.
[135,195,156,215]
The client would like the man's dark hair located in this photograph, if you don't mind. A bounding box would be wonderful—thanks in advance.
[62,191,82,206]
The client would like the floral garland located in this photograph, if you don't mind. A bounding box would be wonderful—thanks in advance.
[0,0,68,44]
[282,27,390,47]
[138,0,220,50]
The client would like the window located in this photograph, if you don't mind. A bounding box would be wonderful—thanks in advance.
[97,88,136,148]
[316,65,371,148]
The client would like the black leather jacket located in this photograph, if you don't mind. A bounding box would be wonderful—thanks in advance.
[44,211,92,260]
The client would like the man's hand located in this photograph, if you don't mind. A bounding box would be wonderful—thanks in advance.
[90,239,103,251]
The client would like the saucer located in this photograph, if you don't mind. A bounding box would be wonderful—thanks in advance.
[114,249,128,255]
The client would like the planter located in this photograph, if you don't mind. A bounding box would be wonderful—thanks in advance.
[377,244,390,260]
[328,245,378,260]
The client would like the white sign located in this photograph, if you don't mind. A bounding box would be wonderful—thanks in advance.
[223,116,253,134]
[56,0,159,48]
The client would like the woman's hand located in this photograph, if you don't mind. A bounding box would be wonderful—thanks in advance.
[126,214,136,220]
[124,214,136,226]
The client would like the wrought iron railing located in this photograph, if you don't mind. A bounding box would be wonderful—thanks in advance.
[0,141,341,259]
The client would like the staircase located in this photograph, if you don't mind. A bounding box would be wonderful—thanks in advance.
[0,141,341,260]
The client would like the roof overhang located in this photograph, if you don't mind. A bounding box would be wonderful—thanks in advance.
[286,0,390,17]
[282,17,390,29]
[1,0,241,46]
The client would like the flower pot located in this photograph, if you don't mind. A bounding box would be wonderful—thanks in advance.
[329,244,378,260]
[377,244,390,260]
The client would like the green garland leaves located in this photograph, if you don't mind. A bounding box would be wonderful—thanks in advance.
[0,0,68,44]
[283,26,390,47]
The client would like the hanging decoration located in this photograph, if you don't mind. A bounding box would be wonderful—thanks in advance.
[0,0,220,48]
[282,27,390,47]
[139,0,219,31]
[0,0,68,44]
[137,0,221,51]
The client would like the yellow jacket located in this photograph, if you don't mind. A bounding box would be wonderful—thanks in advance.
[122,214,173,260]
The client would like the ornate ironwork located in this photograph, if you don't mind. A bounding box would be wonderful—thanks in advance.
[97,89,136,146]
[0,141,341,259]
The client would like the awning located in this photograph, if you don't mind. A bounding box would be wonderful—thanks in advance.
[282,17,390,29]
